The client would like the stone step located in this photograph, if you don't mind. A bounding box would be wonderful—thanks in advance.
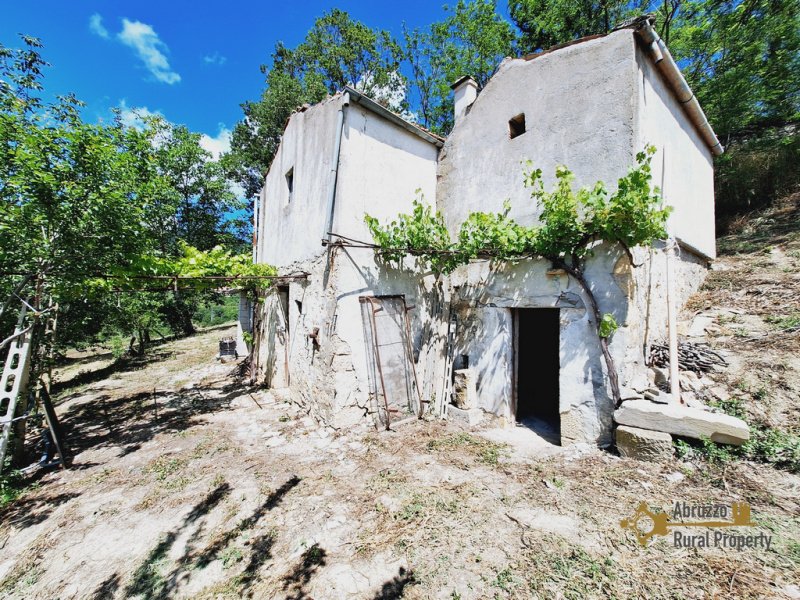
[614,399,749,446]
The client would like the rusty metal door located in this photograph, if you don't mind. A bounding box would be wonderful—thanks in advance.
[360,296,422,429]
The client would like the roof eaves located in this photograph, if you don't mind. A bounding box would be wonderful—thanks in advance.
[343,86,445,148]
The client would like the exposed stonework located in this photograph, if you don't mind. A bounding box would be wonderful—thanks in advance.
[452,369,477,409]
[245,29,720,446]
[614,400,750,445]
[615,425,673,462]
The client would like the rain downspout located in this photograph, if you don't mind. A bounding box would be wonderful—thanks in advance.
[323,92,350,285]
[252,188,260,262]
[634,17,724,156]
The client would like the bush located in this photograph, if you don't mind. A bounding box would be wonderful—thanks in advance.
[194,295,240,328]
[715,127,800,232]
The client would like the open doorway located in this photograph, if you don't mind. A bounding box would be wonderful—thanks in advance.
[514,308,560,444]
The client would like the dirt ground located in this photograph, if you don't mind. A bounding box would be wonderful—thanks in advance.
[1,198,799,599]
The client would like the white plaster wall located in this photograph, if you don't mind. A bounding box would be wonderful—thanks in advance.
[333,103,439,240]
[253,100,441,428]
[449,251,628,445]
[258,96,343,267]
[635,47,716,259]
[437,30,640,233]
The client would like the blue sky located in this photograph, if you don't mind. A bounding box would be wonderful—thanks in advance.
[1,0,470,156]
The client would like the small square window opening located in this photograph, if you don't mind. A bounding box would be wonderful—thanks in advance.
[509,113,526,139]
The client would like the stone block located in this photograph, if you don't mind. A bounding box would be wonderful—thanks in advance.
[615,425,673,462]
[453,368,477,409]
[614,399,749,446]
[447,404,483,426]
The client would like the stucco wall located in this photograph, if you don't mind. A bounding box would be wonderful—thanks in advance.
[258,97,342,267]
[248,29,716,444]
[334,103,439,241]
[437,30,640,234]
[252,100,441,428]
[635,46,716,258]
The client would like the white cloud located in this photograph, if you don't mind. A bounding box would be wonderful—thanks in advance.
[89,13,109,39]
[203,52,227,66]
[117,19,181,85]
[199,126,232,160]
[117,100,162,130]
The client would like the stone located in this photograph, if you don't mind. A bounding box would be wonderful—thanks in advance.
[644,390,674,404]
[615,425,673,462]
[628,372,650,393]
[680,371,702,392]
[620,386,644,401]
[709,386,731,403]
[614,399,749,445]
[682,393,709,411]
[650,367,669,385]
[447,404,483,426]
[688,315,714,337]
[664,471,685,483]
[453,368,477,409]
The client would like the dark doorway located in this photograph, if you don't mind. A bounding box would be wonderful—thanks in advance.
[277,285,290,336]
[514,309,560,443]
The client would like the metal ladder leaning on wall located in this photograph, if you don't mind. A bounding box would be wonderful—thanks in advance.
[0,299,67,474]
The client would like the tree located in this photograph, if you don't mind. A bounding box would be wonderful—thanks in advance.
[225,9,404,199]
[509,0,633,51]
[667,0,800,139]
[1,36,256,351]
[403,0,517,133]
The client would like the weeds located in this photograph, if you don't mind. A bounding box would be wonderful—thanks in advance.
[765,313,800,331]
[0,468,24,508]
[426,432,508,466]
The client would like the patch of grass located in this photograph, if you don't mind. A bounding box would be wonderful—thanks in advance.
[0,468,24,508]
[492,566,520,593]
[398,496,426,521]
[675,424,800,474]
[367,469,408,492]
[523,540,616,599]
[220,545,244,569]
[278,415,291,423]
[145,456,188,482]
[765,313,800,331]
[427,432,508,466]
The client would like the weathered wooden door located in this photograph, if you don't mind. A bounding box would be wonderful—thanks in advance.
[360,296,421,428]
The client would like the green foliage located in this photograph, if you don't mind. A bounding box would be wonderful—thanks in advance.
[403,0,517,133]
[510,0,632,51]
[194,295,240,328]
[365,147,669,274]
[598,313,619,339]
[765,313,800,331]
[364,194,459,274]
[715,129,800,226]
[0,37,264,354]
[675,395,800,473]
[0,467,24,508]
[225,9,403,197]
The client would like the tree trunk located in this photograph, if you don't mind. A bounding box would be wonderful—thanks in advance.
[555,259,622,407]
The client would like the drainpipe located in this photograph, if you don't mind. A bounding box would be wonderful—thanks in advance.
[252,188,260,262]
[323,92,350,283]
[634,18,723,156]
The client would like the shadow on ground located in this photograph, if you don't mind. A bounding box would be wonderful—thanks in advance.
[91,475,302,600]
[59,380,255,460]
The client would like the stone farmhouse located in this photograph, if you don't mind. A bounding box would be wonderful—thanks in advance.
[239,18,726,446]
